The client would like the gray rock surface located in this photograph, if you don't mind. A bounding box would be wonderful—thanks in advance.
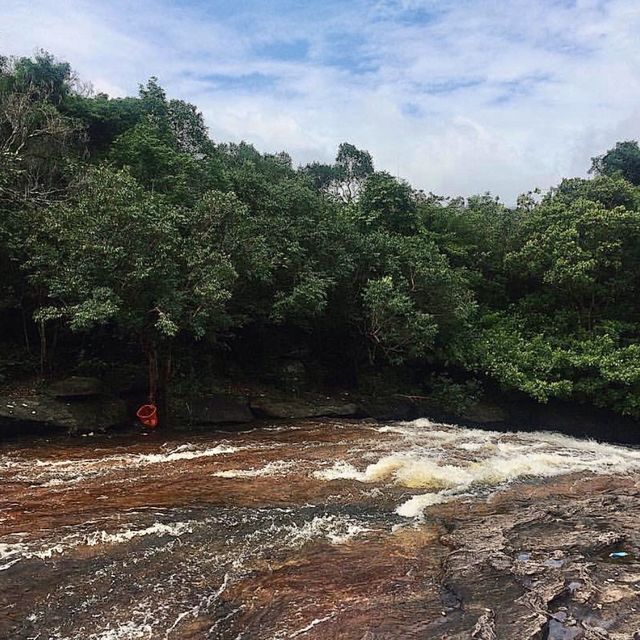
[250,397,360,419]
[178,394,254,425]
[47,376,103,398]
[359,395,416,421]
[0,394,127,434]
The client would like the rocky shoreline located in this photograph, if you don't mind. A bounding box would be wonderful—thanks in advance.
[2,375,640,445]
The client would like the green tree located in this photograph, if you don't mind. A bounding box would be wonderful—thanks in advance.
[27,165,263,421]
[301,142,374,203]
[591,141,640,186]
[358,172,418,234]
[0,52,82,370]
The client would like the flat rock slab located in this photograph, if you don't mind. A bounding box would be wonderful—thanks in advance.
[178,394,254,424]
[250,397,360,419]
[47,376,103,398]
[0,394,127,434]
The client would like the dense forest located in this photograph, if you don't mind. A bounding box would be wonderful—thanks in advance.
[2,52,640,421]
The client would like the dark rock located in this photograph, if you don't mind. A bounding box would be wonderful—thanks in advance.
[0,394,127,434]
[47,376,103,398]
[250,397,360,419]
[178,394,254,425]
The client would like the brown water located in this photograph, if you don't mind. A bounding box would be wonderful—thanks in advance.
[2,419,640,639]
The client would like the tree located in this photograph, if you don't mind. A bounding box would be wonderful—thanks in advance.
[462,173,640,415]
[333,142,374,202]
[108,78,225,204]
[0,52,83,370]
[362,275,439,365]
[27,165,263,422]
[0,53,80,206]
[590,141,640,186]
[355,230,474,365]
[301,142,374,203]
[358,171,417,234]
[8,50,74,105]
[507,192,640,331]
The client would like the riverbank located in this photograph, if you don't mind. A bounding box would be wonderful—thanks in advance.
[2,374,640,446]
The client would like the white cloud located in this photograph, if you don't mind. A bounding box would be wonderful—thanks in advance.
[1,0,640,203]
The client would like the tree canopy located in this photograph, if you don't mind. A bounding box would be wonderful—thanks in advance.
[2,51,640,421]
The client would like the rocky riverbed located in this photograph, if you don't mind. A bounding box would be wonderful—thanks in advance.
[1,419,640,639]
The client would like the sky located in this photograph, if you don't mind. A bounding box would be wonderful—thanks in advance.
[1,0,640,203]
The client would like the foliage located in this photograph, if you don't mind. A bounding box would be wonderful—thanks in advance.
[301,142,374,203]
[27,166,260,347]
[1,51,640,422]
[591,140,640,186]
[425,373,482,416]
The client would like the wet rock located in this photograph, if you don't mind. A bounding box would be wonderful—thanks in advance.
[471,609,497,639]
[0,394,127,434]
[47,376,103,398]
[250,397,360,419]
[429,482,640,639]
[177,394,254,425]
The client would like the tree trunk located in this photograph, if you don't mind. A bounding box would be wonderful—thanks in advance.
[21,301,31,354]
[157,348,172,428]
[49,321,59,375]
[147,346,158,403]
[144,342,173,428]
[39,319,46,377]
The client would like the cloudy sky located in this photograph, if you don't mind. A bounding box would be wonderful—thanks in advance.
[2,0,640,202]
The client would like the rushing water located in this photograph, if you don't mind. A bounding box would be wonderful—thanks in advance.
[1,419,640,639]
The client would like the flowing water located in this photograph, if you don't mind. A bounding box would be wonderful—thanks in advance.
[2,419,640,639]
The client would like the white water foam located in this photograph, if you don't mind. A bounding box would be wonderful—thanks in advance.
[240,513,372,553]
[317,419,640,518]
[2,443,242,488]
[0,521,192,571]
[211,460,297,478]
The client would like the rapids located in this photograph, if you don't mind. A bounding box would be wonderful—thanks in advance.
[1,418,639,639]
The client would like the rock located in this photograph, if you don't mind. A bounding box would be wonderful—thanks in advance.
[462,401,508,424]
[0,394,127,434]
[250,397,360,419]
[178,394,254,425]
[47,376,103,398]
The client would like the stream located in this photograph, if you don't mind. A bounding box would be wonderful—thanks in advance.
[1,418,640,639]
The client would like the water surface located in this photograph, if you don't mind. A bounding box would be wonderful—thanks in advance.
[2,419,640,638]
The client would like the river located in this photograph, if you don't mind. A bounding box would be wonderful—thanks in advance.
[1,418,639,639]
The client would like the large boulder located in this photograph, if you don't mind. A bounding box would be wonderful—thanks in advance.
[250,397,360,419]
[177,394,254,425]
[0,394,128,435]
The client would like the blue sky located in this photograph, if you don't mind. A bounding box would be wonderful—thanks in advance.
[2,0,640,202]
